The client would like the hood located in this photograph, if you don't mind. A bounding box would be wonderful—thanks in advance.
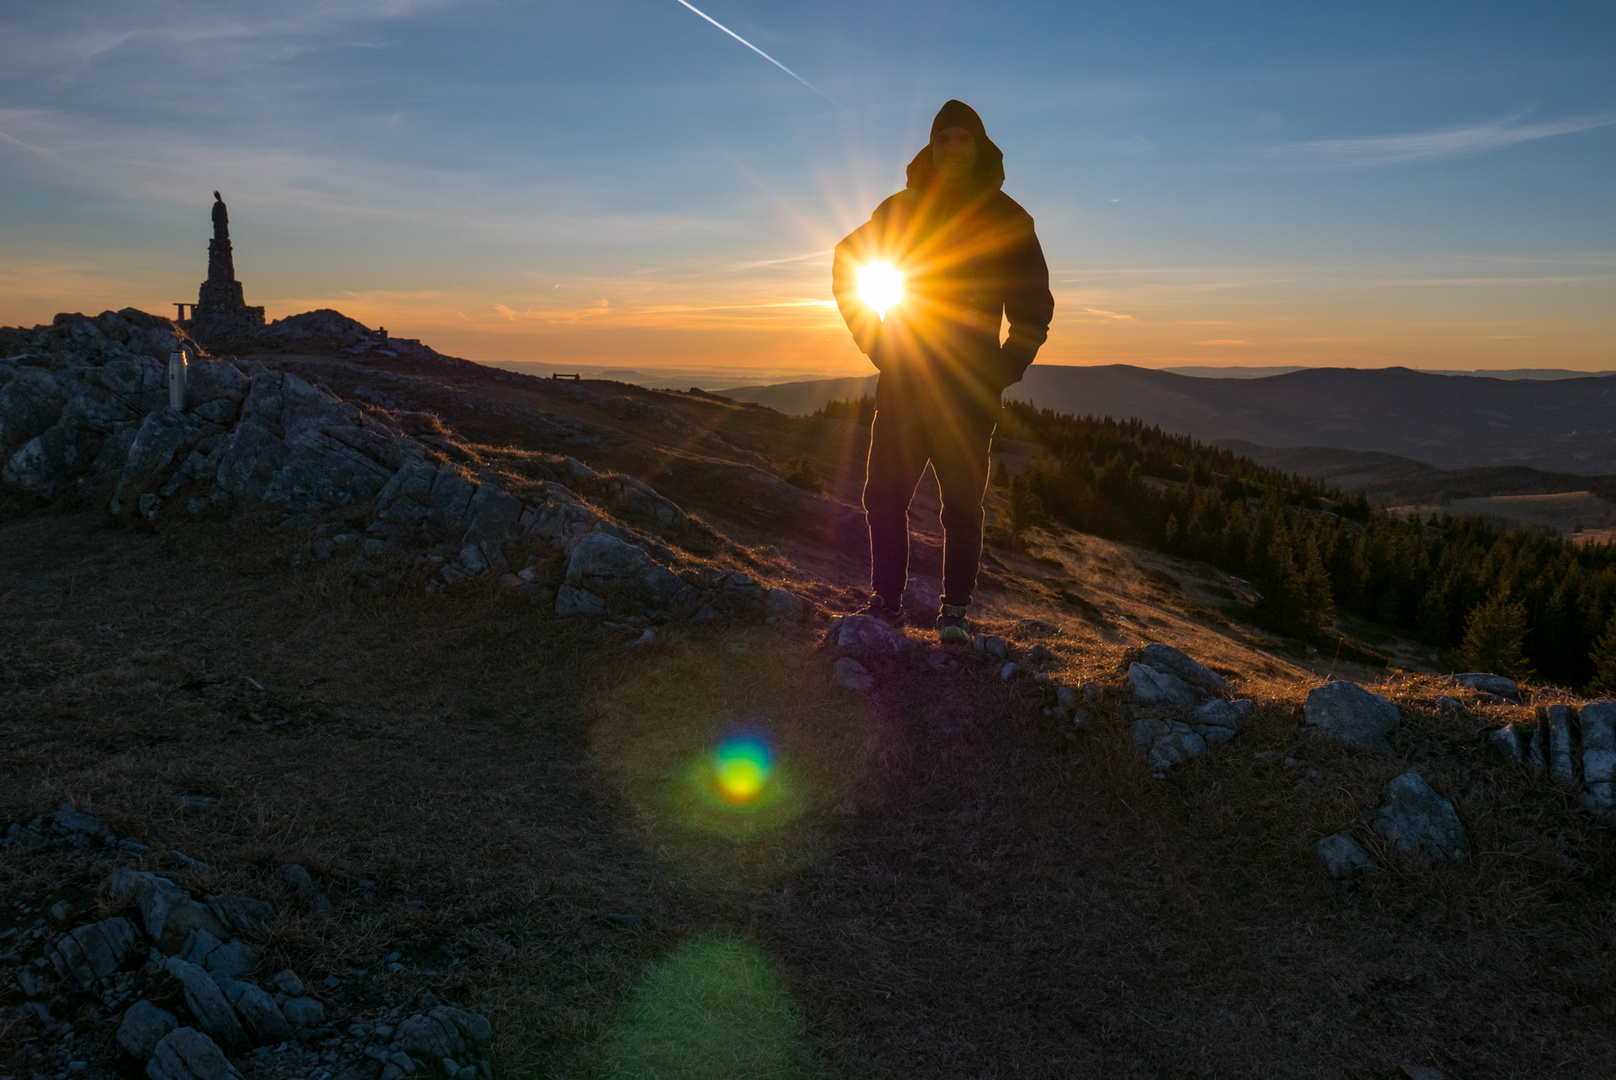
[905,98,1005,193]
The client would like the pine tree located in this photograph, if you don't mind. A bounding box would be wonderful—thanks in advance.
[1293,534,1336,635]
[1589,617,1616,694]
[1458,594,1535,679]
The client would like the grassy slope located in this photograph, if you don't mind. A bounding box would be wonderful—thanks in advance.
[3,351,1615,1079]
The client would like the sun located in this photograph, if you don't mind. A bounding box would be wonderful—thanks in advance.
[856,261,904,319]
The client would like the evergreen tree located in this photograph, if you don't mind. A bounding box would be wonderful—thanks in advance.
[1458,595,1535,679]
[1589,617,1616,695]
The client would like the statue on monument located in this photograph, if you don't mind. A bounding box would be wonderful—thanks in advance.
[190,189,264,342]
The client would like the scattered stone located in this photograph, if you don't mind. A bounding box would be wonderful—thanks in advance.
[146,1027,243,1080]
[1317,833,1379,878]
[1191,698,1255,746]
[55,805,119,845]
[925,650,961,672]
[1446,673,1520,700]
[203,940,259,980]
[281,996,325,1028]
[1127,663,1202,708]
[1433,694,1464,713]
[1000,662,1020,680]
[971,634,1009,661]
[1138,643,1229,694]
[1488,724,1525,763]
[832,657,875,693]
[1025,644,1055,668]
[1362,773,1470,860]
[50,899,73,921]
[117,1000,179,1058]
[1303,681,1400,756]
[275,864,334,914]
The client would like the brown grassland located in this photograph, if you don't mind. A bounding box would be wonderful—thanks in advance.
[3,351,1615,1079]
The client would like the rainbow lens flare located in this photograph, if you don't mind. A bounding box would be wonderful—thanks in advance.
[714,735,771,805]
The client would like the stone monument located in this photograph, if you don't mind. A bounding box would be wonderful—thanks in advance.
[185,190,264,343]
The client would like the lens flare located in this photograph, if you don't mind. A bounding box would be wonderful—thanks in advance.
[856,261,904,319]
[714,734,771,804]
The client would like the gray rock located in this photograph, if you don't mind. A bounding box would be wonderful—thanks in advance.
[1362,772,1470,860]
[1303,681,1400,756]
[835,614,903,662]
[117,1000,179,1058]
[178,929,223,968]
[1127,663,1203,708]
[972,634,1009,661]
[1000,662,1020,680]
[1488,725,1525,763]
[54,805,117,844]
[48,917,139,989]
[394,1012,463,1059]
[1139,643,1229,693]
[1449,672,1520,699]
[566,531,650,581]
[832,657,875,692]
[275,864,334,913]
[204,894,275,936]
[426,467,477,528]
[203,940,258,980]
[146,1027,242,1080]
[4,422,87,496]
[764,587,810,619]
[1543,705,1577,782]
[1577,700,1616,818]
[554,584,606,616]
[268,969,304,996]
[0,366,69,446]
[1191,698,1254,746]
[1131,716,1206,773]
[1317,833,1379,878]
[1055,686,1080,711]
[211,973,292,1044]
[112,409,216,512]
[429,1007,492,1051]
[162,957,247,1051]
[902,579,940,618]
[281,996,325,1027]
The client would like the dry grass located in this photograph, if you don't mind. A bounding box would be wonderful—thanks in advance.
[4,355,1616,1078]
[2,501,1615,1080]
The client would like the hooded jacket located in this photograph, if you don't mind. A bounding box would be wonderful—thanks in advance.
[832,101,1053,413]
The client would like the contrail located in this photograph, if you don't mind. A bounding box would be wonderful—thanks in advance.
[672,0,839,108]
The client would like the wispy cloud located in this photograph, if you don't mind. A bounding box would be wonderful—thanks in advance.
[1083,307,1134,320]
[1272,112,1615,167]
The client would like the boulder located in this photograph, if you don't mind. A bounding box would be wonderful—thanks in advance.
[211,973,293,1044]
[554,585,607,616]
[834,615,903,662]
[146,1027,242,1080]
[1127,663,1203,709]
[281,996,325,1028]
[48,916,139,989]
[162,957,247,1051]
[1317,833,1379,878]
[4,422,87,496]
[1191,698,1254,746]
[204,894,276,936]
[1304,681,1400,756]
[109,868,228,954]
[1543,705,1577,782]
[1131,716,1206,773]
[1362,773,1470,860]
[1578,701,1616,818]
[832,657,875,692]
[112,410,217,511]
[0,366,69,446]
[1139,643,1229,693]
[118,1000,180,1058]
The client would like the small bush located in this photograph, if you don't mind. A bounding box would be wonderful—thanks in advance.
[780,456,825,495]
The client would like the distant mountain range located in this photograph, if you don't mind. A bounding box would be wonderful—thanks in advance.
[718,364,1616,475]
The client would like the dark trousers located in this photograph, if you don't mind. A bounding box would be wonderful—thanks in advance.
[863,389,996,609]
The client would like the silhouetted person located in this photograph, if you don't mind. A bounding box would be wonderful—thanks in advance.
[832,100,1053,642]
[212,191,228,240]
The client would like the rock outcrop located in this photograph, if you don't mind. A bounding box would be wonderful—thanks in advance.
[1303,681,1401,756]
[1491,698,1616,820]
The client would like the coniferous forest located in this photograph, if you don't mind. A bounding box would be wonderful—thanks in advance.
[815,396,1616,690]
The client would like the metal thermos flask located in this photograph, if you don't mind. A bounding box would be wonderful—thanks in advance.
[168,350,188,410]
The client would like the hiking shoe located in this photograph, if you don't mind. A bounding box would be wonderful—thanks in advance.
[858,595,906,629]
[936,604,971,644]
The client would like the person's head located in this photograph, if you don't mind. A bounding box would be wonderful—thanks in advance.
[931,126,978,186]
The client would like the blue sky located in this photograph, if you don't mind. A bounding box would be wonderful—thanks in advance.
[1,1,1611,379]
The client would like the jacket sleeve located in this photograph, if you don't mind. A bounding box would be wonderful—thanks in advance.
[997,217,1053,386]
[831,213,887,366]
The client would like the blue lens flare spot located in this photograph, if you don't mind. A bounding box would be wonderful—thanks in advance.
[714,735,771,805]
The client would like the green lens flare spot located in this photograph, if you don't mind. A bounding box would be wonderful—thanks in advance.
[666,731,807,840]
